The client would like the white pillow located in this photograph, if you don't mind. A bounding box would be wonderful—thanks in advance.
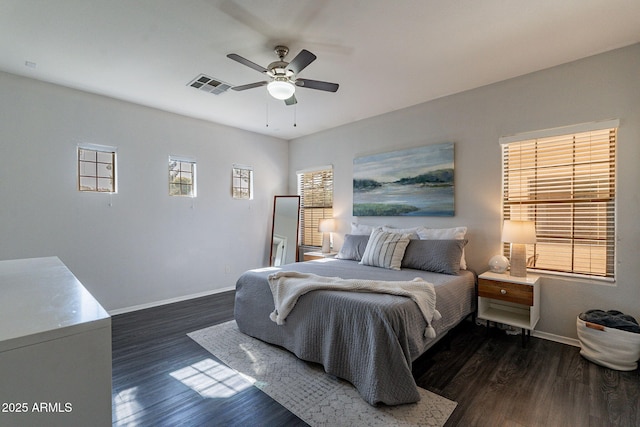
[351,222,376,235]
[417,226,467,240]
[360,229,411,270]
[417,227,468,269]
[382,226,425,239]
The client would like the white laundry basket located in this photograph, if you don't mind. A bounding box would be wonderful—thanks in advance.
[577,316,640,371]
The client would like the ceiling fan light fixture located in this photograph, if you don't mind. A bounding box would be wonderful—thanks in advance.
[267,79,295,100]
[228,46,337,105]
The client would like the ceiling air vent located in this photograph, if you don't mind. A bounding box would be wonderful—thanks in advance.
[187,74,231,95]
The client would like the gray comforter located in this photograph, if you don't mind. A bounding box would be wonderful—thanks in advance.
[234,259,476,406]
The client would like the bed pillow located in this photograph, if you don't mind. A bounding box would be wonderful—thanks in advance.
[417,226,468,269]
[359,229,411,270]
[401,239,468,275]
[350,222,376,235]
[416,226,467,240]
[336,234,370,261]
[381,226,425,239]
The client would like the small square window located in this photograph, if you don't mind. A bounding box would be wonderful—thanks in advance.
[78,146,116,193]
[232,165,253,200]
[169,156,196,197]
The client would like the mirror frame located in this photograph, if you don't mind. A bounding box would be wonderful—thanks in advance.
[270,195,301,266]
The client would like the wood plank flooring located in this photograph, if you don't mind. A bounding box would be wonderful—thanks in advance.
[112,291,639,426]
[111,291,307,427]
[413,322,640,427]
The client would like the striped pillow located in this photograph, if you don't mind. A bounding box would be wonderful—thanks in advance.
[360,229,411,270]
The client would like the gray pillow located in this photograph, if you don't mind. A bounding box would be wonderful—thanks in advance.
[401,239,468,275]
[336,234,370,261]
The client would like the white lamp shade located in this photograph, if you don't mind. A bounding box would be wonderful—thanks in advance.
[502,220,536,244]
[267,80,295,100]
[318,218,336,233]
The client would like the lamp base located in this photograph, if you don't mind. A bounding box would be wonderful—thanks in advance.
[321,232,331,254]
[510,243,528,277]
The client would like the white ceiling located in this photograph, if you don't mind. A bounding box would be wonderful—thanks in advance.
[2,0,639,140]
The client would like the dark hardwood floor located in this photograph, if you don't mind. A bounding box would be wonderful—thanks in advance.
[111,291,307,427]
[414,322,639,427]
[112,292,639,427]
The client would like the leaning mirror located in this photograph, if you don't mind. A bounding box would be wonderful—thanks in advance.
[270,196,301,266]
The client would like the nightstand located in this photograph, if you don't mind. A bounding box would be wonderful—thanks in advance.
[477,270,540,347]
[303,251,337,261]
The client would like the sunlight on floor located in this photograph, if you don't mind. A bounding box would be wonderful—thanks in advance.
[113,386,142,425]
[170,358,253,398]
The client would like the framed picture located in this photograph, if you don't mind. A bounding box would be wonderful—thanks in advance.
[353,142,454,216]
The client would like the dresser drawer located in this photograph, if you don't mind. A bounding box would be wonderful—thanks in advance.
[478,278,534,306]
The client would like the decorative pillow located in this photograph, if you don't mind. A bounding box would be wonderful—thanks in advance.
[401,239,468,275]
[336,234,370,261]
[416,227,468,269]
[350,222,376,235]
[416,226,467,240]
[360,229,411,270]
[381,226,425,239]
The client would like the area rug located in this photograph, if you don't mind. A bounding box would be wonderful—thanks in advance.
[188,320,456,427]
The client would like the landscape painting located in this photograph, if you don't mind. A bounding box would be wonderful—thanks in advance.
[353,143,454,216]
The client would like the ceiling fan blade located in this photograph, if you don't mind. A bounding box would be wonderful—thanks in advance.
[227,53,268,74]
[287,49,316,75]
[295,78,339,92]
[231,81,268,91]
[284,94,297,106]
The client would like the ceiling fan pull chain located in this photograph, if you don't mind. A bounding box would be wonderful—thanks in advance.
[293,104,297,127]
[265,101,269,127]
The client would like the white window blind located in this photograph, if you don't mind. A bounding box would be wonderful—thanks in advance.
[297,167,333,247]
[501,123,617,279]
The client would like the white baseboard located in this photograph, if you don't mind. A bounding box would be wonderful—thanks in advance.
[108,286,235,316]
[532,330,580,348]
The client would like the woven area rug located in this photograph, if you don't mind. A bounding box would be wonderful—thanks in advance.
[188,320,456,427]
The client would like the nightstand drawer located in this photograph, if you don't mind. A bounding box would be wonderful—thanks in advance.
[478,278,533,306]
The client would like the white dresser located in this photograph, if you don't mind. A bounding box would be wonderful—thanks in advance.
[0,257,111,427]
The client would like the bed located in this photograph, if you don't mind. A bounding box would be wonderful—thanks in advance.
[234,230,476,406]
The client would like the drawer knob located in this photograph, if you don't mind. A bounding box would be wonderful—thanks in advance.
[500,289,507,295]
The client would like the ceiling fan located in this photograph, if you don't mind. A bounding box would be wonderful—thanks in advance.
[227,45,339,105]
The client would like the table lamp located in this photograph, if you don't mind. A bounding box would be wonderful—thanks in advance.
[318,218,336,254]
[502,220,536,277]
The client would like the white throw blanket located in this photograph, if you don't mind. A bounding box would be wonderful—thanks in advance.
[267,271,442,338]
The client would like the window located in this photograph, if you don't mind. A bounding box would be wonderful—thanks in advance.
[297,166,333,247]
[500,120,617,280]
[232,165,253,200]
[169,156,196,197]
[78,145,116,193]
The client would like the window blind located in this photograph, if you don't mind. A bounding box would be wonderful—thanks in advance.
[297,167,333,247]
[501,125,616,279]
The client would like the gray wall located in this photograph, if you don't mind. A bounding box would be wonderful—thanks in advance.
[1,44,637,339]
[0,71,288,312]
[289,44,640,341]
